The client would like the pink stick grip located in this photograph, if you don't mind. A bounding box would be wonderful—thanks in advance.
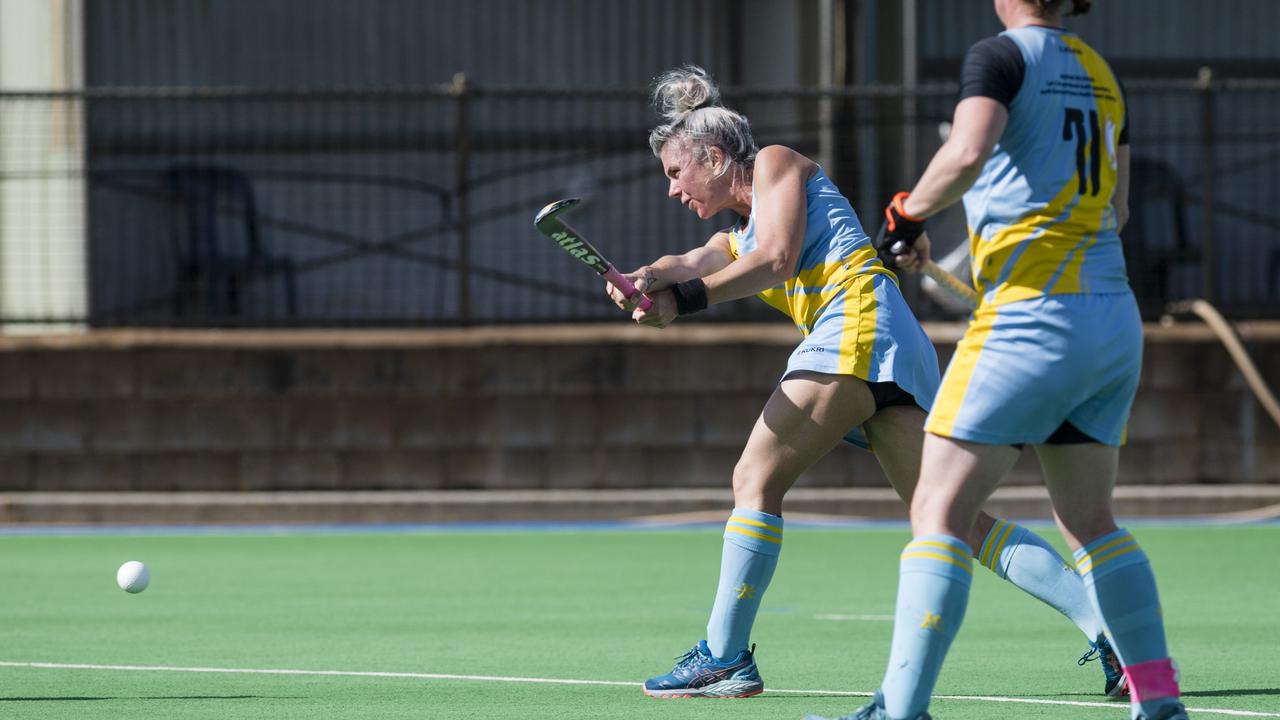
[602,266,653,311]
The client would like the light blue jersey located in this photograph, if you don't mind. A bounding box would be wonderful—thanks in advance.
[929,27,1141,447]
[964,26,1129,307]
[729,168,940,448]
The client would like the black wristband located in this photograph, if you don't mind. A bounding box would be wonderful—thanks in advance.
[670,278,709,316]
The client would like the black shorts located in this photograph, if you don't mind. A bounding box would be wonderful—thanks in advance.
[866,381,1100,447]
[1011,420,1102,450]
[868,381,923,413]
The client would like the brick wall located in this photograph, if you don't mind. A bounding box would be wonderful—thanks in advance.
[0,323,1276,491]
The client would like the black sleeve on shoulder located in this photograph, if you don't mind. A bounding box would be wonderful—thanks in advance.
[958,36,1025,108]
[1117,78,1130,145]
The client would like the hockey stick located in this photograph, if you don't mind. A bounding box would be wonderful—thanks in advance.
[891,235,978,309]
[921,260,978,309]
[533,198,653,311]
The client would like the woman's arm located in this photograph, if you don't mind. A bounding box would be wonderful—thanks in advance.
[607,234,734,310]
[901,97,1008,219]
[625,145,811,326]
[633,234,735,291]
[701,145,810,305]
[1114,144,1131,232]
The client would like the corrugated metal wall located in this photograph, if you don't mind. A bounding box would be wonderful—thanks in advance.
[81,0,785,324]
[85,0,734,87]
[55,0,1280,325]
[919,0,1280,69]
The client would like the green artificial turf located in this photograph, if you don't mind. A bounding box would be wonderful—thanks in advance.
[1,525,1277,719]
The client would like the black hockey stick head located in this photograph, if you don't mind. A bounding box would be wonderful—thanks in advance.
[534,197,582,231]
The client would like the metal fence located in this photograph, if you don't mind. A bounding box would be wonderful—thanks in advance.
[1,76,1278,327]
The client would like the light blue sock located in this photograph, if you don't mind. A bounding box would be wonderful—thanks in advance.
[881,534,973,719]
[979,518,1104,640]
[705,508,783,661]
[1075,529,1179,720]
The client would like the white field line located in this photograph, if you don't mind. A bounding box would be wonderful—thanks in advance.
[0,661,633,687]
[1,661,1277,718]
[814,613,895,621]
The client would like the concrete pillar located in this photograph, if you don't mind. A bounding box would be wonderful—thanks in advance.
[0,0,86,333]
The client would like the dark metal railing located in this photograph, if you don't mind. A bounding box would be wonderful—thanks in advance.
[1,75,1277,327]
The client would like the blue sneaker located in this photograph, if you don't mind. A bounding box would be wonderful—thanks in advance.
[804,690,932,720]
[1079,635,1129,698]
[642,640,763,698]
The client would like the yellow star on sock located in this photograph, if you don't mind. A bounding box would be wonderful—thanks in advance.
[920,611,943,631]
[735,583,756,600]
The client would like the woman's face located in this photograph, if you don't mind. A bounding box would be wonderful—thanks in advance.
[660,142,732,220]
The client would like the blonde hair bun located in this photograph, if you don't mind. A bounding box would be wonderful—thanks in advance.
[651,65,721,123]
[647,64,757,173]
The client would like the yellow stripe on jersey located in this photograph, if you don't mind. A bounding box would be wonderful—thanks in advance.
[727,231,893,334]
[972,35,1125,308]
[1062,34,1126,185]
[837,274,878,377]
[973,179,1081,305]
[788,261,855,327]
[1058,37,1124,296]
[786,247,892,332]
[1050,232,1100,295]
[925,304,999,437]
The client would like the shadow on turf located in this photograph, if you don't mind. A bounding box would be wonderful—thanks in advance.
[1033,688,1280,700]
[0,695,301,702]
[1181,688,1280,698]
